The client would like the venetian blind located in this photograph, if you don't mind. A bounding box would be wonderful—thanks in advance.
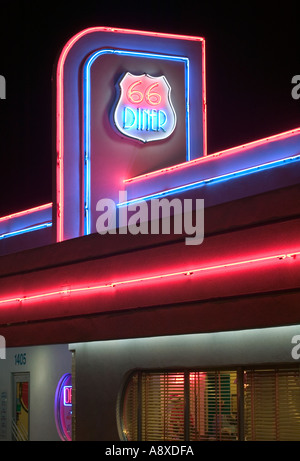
[121,372,139,441]
[189,371,238,441]
[244,368,300,441]
[141,372,185,441]
[121,370,238,441]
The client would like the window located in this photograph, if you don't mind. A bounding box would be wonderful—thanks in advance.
[120,367,300,441]
[120,370,238,441]
[244,368,300,441]
[141,372,185,441]
[189,371,237,441]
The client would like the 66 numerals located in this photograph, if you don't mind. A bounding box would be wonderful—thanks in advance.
[126,80,162,106]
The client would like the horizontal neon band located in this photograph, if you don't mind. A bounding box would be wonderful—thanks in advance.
[63,26,205,45]
[97,27,204,42]
[124,127,300,184]
[120,154,300,207]
[0,203,52,223]
[0,222,52,240]
[0,250,298,306]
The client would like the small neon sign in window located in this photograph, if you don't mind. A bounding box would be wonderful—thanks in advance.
[114,73,176,143]
[63,385,72,407]
[54,373,72,441]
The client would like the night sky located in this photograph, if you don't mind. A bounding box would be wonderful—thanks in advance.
[0,1,299,216]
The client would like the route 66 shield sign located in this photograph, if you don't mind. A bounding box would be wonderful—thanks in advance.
[113,72,177,143]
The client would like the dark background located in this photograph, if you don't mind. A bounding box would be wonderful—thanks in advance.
[0,0,299,216]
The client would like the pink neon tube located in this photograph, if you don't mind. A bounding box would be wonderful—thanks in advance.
[0,250,298,307]
[124,127,300,184]
[0,203,52,223]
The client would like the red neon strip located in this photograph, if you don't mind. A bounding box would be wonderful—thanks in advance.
[78,26,205,42]
[56,27,205,242]
[0,251,299,306]
[123,126,300,184]
[0,203,53,223]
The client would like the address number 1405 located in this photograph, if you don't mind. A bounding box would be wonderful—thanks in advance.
[14,353,27,365]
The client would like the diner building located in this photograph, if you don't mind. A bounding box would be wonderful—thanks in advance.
[0,27,299,441]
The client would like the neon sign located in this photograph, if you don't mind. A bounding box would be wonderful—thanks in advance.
[63,386,72,407]
[83,49,189,236]
[114,73,176,143]
[54,373,72,441]
[55,27,206,242]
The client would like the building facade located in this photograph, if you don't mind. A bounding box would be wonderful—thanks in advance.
[0,27,300,441]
